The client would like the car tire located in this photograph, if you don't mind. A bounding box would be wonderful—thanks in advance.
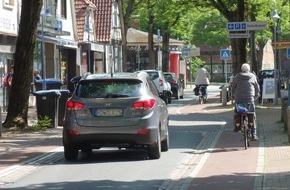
[180,93,184,99]
[148,130,161,159]
[163,97,168,105]
[174,90,179,99]
[180,89,184,99]
[64,144,79,161]
[161,125,169,152]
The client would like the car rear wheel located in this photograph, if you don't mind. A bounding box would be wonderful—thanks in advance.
[174,90,179,99]
[180,93,184,99]
[168,96,172,104]
[64,144,79,161]
[163,97,168,104]
[147,130,161,159]
[161,126,169,152]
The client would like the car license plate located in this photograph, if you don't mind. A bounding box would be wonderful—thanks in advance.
[94,109,123,117]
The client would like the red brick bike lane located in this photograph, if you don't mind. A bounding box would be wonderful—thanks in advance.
[182,95,260,190]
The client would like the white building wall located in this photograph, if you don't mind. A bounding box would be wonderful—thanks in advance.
[0,1,18,36]
[262,39,275,70]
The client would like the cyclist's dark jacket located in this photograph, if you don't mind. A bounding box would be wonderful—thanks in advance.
[232,72,260,103]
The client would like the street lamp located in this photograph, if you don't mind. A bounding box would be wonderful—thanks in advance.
[272,5,280,105]
[41,10,49,90]
[85,14,92,73]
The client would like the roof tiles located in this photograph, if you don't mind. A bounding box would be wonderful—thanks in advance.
[75,0,112,43]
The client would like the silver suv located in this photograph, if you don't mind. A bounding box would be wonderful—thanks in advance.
[138,70,172,104]
[63,72,169,160]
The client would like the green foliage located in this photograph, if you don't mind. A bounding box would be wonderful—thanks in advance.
[34,116,52,129]
[4,116,52,133]
[188,57,205,80]
[189,9,229,47]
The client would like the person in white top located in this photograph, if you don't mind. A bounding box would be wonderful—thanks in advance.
[194,64,211,99]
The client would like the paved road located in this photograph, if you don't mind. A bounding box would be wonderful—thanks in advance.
[1,85,289,189]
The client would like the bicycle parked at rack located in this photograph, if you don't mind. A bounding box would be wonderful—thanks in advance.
[236,104,256,149]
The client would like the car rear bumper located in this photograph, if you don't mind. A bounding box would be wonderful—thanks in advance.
[63,127,159,149]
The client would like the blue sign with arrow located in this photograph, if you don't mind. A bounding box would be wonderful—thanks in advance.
[220,49,231,60]
[287,48,290,59]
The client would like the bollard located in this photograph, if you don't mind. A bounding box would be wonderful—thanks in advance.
[222,86,227,106]
[287,106,290,143]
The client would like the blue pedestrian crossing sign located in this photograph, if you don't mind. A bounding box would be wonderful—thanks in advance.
[220,49,231,60]
[287,48,290,59]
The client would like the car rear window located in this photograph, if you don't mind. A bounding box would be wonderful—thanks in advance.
[146,72,159,80]
[164,74,174,82]
[75,79,143,98]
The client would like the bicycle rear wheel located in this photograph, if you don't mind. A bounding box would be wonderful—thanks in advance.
[199,95,203,104]
[243,127,250,149]
[243,127,248,149]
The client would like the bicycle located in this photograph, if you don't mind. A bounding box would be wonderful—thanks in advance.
[194,85,207,104]
[236,104,256,149]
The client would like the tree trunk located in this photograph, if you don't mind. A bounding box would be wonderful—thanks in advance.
[162,30,170,72]
[148,14,155,69]
[3,0,42,129]
[118,0,127,71]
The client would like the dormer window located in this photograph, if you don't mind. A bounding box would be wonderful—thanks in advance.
[84,10,95,42]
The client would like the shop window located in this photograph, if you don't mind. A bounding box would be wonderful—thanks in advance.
[3,0,14,9]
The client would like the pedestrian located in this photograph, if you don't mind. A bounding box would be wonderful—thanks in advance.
[194,64,211,100]
[3,65,14,88]
[33,70,41,81]
[231,63,260,140]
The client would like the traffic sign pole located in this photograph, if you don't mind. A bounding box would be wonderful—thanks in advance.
[225,60,227,83]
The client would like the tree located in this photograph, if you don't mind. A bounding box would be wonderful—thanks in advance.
[3,0,43,129]
[119,0,144,71]
[137,0,194,71]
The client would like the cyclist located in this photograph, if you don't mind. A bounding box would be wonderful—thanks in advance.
[232,63,260,140]
[194,64,210,101]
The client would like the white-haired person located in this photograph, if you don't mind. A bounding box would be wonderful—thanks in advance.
[231,63,260,140]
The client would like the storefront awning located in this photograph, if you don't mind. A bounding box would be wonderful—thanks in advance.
[126,28,184,47]
[36,35,78,49]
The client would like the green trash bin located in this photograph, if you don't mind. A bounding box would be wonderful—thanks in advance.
[33,90,61,128]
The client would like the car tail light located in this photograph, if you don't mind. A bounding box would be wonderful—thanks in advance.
[133,99,156,110]
[172,79,178,84]
[137,129,150,135]
[159,78,164,86]
[68,129,80,136]
[66,100,84,111]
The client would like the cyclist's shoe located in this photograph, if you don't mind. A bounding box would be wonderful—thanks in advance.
[252,135,259,141]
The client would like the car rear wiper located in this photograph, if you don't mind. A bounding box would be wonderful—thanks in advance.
[105,93,130,98]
